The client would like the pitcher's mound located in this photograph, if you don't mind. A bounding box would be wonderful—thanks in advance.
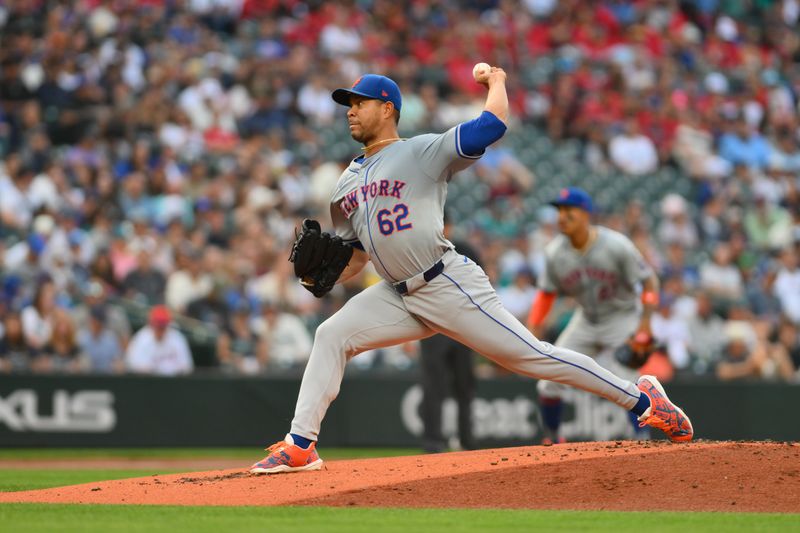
[1,441,798,512]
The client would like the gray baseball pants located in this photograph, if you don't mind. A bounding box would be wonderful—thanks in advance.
[537,309,640,399]
[291,249,641,440]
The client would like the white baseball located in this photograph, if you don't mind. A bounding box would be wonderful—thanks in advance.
[472,62,491,82]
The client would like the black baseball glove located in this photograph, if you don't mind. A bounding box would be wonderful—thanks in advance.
[289,219,353,298]
[614,331,658,370]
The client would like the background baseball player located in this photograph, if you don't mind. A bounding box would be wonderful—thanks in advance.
[527,187,660,444]
[250,67,692,475]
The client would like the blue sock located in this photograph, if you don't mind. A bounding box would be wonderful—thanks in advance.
[539,398,563,433]
[289,433,314,449]
[630,392,651,417]
[628,410,651,437]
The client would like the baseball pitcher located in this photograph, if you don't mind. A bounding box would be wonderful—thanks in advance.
[250,69,692,474]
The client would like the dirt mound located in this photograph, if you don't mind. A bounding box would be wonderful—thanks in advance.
[1,441,798,512]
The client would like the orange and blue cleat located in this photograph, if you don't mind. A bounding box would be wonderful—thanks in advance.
[636,375,694,442]
[250,434,324,474]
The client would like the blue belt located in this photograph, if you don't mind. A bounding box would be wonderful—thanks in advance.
[394,260,445,295]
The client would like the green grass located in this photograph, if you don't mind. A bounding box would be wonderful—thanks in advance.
[0,505,797,533]
[0,470,186,492]
[0,447,418,461]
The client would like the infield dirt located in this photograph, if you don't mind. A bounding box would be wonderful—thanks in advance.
[1,441,798,512]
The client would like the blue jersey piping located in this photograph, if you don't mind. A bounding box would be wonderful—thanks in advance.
[441,272,638,400]
[362,160,398,281]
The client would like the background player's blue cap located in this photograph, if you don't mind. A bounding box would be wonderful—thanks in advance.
[550,186,594,212]
[332,74,402,111]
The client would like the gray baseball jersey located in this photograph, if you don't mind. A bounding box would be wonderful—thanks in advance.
[290,126,643,441]
[539,227,653,324]
[537,227,653,398]
[330,127,476,281]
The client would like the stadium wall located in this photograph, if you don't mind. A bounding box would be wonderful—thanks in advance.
[0,375,796,447]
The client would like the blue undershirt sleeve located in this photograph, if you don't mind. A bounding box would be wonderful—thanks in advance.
[344,239,365,251]
[457,110,508,157]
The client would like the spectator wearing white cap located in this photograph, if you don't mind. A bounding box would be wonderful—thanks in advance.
[716,320,795,381]
[657,194,699,250]
[716,320,760,381]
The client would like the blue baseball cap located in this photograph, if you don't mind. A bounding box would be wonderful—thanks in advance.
[332,74,402,111]
[27,234,47,255]
[550,186,594,213]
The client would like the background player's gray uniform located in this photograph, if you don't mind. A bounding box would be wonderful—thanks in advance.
[290,125,643,441]
[537,228,654,398]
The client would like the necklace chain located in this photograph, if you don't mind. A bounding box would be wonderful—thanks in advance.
[363,137,402,153]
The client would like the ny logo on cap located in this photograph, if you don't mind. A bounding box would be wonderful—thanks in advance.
[381,90,388,97]
[560,188,569,198]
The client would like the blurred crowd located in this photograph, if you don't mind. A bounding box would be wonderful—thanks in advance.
[0,0,799,382]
